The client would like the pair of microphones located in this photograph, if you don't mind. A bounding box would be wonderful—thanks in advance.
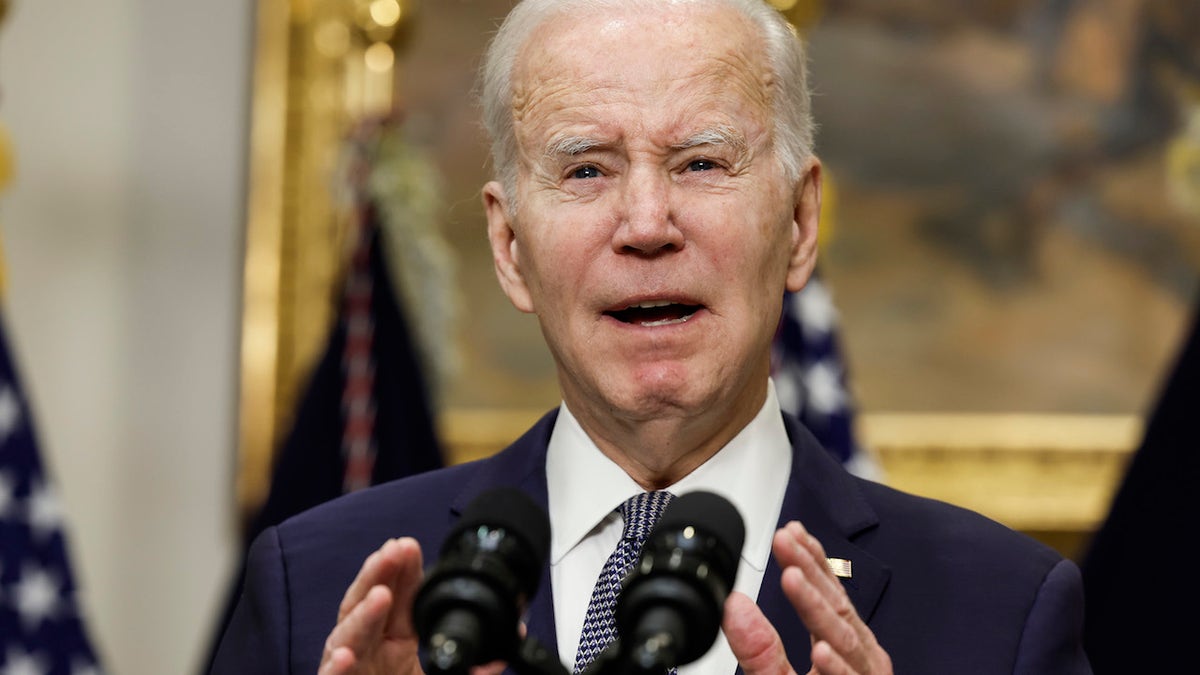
[411,488,746,675]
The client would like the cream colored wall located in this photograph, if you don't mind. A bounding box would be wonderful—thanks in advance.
[0,1,248,673]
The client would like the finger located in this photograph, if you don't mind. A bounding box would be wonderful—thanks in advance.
[774,525,862,632]
[773,526,880,674]
[774,523,845,603]
[318,644,361,675]
[339,538,406,622]
[811,640,854,675]
[812,637,893,675]
[780,566,862,660]
[722,591,797,675]
[322,584,394,670]
[773,524,892,674]
[379,537,425,639]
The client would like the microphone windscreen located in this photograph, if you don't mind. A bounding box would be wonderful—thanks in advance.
[617,490,746,667]
[654,491,745,572]
[452,487,551,566]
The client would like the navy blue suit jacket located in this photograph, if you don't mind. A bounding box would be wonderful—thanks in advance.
[211,411,1091,674]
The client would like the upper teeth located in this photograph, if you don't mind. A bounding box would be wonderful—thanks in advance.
[630,300,674,309]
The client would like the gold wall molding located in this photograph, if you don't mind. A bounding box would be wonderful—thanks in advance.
[238,0,290,523]
[862,414,1137,537]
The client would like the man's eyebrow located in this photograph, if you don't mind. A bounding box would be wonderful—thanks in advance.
[671,125,747,152]
[542,126,746,159]
[544,135,605,159]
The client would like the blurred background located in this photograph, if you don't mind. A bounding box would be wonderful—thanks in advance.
[0,0,1196,673]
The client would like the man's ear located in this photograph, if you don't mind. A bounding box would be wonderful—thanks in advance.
[785,158,822,293]
[483,180,535,313]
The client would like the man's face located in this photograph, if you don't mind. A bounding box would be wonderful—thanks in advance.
[485,4,820,429]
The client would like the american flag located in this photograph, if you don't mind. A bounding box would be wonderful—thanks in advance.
[772,271,879,478]
[0,313,104,675]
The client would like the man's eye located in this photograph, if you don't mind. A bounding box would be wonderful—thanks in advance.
[571,165,601,179]
[687,159,718,172]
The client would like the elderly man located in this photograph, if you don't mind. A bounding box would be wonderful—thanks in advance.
[212,1,1091,673]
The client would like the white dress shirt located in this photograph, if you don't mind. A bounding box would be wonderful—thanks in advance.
[545,380,794,674]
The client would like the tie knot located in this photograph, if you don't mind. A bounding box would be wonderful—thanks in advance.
[619,490,674,543]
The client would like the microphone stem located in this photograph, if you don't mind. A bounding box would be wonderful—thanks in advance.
[426,608,482,675]
[629,632,678,674]
[509,636,570,675]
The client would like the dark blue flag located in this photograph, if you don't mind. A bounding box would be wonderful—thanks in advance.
[242,205,445,537]
[202,121,446,673]
[772,271,877,477]
[0,312,105,675]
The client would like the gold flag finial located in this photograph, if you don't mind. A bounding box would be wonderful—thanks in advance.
[313,0,419,117]
[350,0,416,54]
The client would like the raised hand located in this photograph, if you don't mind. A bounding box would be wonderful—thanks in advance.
[724,522,893,675]
[318,538,427,675]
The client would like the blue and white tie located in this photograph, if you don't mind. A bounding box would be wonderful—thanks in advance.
[573,490,675,674]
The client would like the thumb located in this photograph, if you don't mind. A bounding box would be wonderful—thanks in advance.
[723,592,797,675]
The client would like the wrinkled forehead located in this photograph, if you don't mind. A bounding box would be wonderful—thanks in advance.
[509,3,774,133]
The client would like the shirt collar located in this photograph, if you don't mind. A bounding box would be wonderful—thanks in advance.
[545,380,793,572]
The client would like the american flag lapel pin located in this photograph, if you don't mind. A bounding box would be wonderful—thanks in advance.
[826,557,852,579]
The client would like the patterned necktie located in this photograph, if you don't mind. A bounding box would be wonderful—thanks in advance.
[574,490,675,674]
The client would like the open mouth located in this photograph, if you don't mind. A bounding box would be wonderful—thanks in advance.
[605,300,703,327]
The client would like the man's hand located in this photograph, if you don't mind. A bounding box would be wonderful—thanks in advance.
[318,537,427,675]
[317,538,509,675]
[723,522,893,675]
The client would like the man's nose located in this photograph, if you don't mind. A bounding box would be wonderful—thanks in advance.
[612,170,685,255]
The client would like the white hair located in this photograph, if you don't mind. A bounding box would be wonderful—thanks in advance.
[479,0,816,203]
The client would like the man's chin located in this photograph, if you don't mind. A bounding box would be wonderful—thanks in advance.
[590,379,718,424]
[601,364,769,424]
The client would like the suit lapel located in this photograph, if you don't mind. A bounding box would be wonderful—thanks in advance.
[448,409,562,663]
[518,490,557,659]
[754,416,892,672]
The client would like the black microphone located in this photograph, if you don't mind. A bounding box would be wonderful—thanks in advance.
[615,491,745,672]
[412,487,551,675]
